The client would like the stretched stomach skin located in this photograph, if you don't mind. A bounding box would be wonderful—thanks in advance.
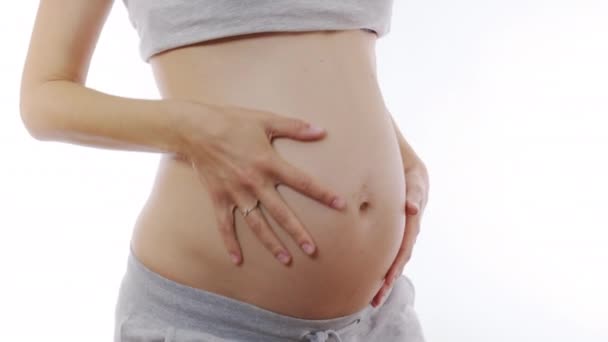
[130,29,407,319]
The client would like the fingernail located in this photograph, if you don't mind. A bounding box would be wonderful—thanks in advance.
[276,251,291,264]
[305,124,325,134]
[301,242,316,255]
[331,196,346,209]
[230,253,240,265]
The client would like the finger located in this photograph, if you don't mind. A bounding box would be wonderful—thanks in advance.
[266,117,327,141]
[384,214,421,287]
[384,241,407,288]
[210,195,243,265]
[371,282,390,307]
[235,195,292,265]
[405,199,420,215]
[196,170,243,265]
[257,187,316,256]
[374,186,426,303]
[399,211,422,269]
[375,248,406,306]
[405,184,425,216]
[271,156,346,211]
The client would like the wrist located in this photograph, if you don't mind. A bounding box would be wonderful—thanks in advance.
[163,99,205,159]
[168,98,229,160]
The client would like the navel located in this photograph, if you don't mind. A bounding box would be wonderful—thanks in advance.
[356,181,372,214]
[359,200,370,212]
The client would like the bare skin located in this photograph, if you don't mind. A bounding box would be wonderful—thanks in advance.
[20,0,428,321]
[132,29,406,319]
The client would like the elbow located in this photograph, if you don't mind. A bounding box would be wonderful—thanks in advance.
[19,84,55,141]
[19,95,40,140]
[19,99,47,141]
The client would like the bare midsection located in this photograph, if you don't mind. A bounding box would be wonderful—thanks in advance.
[130,29,406,319]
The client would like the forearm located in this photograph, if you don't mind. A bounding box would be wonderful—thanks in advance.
[20,80,202,156]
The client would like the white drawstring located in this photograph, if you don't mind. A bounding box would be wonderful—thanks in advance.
[301,329,342,342]
[300,318,361,342]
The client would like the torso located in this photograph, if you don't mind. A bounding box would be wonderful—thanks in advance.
[130,29,406,319]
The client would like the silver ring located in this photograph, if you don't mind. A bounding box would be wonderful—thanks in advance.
[241,199,260,217]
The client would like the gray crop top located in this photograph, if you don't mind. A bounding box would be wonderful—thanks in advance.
[122,0,394,62]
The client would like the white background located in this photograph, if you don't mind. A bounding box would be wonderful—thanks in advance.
[1,0,607,341]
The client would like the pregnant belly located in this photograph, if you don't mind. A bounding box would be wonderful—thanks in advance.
[130,29,407,319]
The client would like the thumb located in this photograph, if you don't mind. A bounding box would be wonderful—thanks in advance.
[405,187,424,215]
[405,200,420,215]
[267,117,326,141]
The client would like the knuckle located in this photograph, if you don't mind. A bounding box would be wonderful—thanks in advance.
[218,221,233,235]
[271,209,303,240]
[286,222,303,239]
[272,206,290,226]
[408,183,420,194]
[284,219,303,237]
[290,119,307,131]
[221,234,237,247]
[321,189,334,203]
[211,190,226,203]
[298,176,313,192]
[209,192,224,206]
[411,183,425,196]
[236,167,260,189]
[252,152,274,171]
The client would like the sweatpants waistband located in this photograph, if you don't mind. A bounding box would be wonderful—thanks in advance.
[116,247,382,341]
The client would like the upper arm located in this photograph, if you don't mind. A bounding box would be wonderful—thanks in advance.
[20,0,114,96]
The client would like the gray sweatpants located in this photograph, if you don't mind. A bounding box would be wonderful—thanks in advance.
[114,248,426,342]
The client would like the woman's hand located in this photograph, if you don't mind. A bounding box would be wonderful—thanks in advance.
[175,100,347,266]
[371,154,429,307]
